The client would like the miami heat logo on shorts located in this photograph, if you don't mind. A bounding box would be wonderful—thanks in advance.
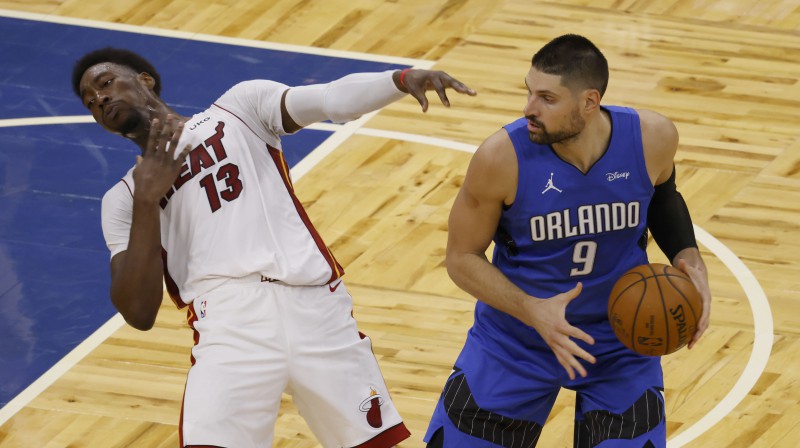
[358,386,385,428]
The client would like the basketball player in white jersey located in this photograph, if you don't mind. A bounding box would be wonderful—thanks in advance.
[72,48,476,448]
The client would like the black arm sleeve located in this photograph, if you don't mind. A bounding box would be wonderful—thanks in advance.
[647,165,697,262]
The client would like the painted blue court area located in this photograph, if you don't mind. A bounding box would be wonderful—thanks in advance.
[0,15,406,408]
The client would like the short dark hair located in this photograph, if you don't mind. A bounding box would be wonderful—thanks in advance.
[532,34,609,97]
[72,47,161,97]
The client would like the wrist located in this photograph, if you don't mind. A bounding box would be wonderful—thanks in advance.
[514,295,542,327]
[393,68,412,93]
[133,193,163,208]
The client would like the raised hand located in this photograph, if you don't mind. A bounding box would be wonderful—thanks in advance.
[396,69,477,112]
[132,115,192,204]
[523,283,596,380]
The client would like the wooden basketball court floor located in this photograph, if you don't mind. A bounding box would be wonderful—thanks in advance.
[0,0,799,447]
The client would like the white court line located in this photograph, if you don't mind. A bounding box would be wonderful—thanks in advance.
[0,8,435,69]
[357,127,477,153]
[0,116,94,128]
[0,116,471,154]
[667,226,773,447]
[0,314,126,424]
[292,113,380,182]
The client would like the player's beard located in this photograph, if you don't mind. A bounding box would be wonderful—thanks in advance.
[528,107,585,145]
[118,108,145,136]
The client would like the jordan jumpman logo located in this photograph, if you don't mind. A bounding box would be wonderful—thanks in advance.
[542,172,563,194]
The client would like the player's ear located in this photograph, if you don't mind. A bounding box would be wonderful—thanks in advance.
[138,72,156,91]
[582,88,601,114]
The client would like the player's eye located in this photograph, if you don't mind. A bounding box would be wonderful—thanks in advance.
[104,78,113,86]
[87,99,95,109]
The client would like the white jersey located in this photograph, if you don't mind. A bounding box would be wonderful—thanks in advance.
[100,80,343,305]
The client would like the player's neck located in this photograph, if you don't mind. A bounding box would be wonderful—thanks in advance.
[128,103,188,152]
[551,109,611,174]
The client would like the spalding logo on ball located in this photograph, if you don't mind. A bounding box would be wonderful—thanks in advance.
[608,263,702,356]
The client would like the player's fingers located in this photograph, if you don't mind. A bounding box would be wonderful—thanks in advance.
[411,88,430,112]
[557,330,595,362]
[404,78,430,112]
[688,329,703,349]
[562,282,583,302]
[688,313,710,349]
[162,114,175,142]
[443,75,477,96]
[571,357,589,378]
[567,339,596,364]
[146,118,162,155]
[430,77,450,107]
[556,349,587,379]
[557,356,576,381]
[567,326,596,347]
[675,258,688,275]
[167,121,185,158]
[177,143,192,160]
[157,116,176,157]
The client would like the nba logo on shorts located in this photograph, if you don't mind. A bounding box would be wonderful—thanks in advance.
[199,300,207,319]
[358,386,385,428]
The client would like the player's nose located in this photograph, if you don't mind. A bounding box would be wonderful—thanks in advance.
[523,97,538,117]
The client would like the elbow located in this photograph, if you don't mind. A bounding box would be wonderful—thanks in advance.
[124,314,157,331]
[445,248,488,291]
[110,291,159,331]
[444,251,463,283]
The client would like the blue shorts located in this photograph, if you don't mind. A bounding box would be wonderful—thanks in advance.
[425,321,665,448]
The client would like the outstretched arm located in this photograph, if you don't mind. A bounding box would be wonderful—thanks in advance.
[280,68,476,133]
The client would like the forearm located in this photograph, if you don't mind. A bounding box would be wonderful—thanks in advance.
[285,71,406,126]
[647,165,697,261]
[446,251,535,324]
[110,198,165,330]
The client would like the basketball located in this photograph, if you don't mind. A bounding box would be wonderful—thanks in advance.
[608,263,702,356]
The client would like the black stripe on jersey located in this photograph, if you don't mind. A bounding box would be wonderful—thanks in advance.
[574,388,664,448]
[442,371,542,448]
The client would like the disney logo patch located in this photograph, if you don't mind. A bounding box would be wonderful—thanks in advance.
[606,171,630,182]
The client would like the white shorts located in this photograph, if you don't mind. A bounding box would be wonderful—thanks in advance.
[179,276,410,448]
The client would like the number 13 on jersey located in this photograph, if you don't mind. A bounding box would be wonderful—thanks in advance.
[199,163,243,212]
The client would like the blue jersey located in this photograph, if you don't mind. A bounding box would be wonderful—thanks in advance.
[477,106,654,346]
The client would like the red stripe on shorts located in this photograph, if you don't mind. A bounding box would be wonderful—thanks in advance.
[179,303,201,447]
[353,422,411,448]
[161,248,188,309]
[186,302,200,366]
[178,382,188,447]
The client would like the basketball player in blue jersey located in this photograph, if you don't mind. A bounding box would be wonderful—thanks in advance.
[425,34,711,447]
